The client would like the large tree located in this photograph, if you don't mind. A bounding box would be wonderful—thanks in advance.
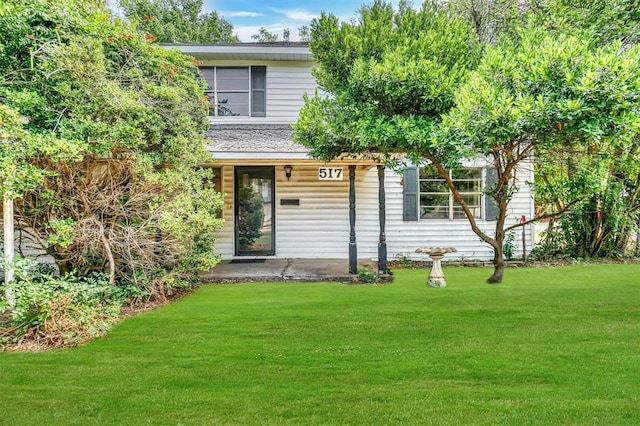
[294,0,640,282]
[437,24,640,279]
[118,0,239,43]
[0,0,222,295]
[437,0,538,44]
[528,0,640,258]
[437,0,640,260]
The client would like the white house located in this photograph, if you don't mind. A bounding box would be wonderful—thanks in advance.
[176,42,535,270]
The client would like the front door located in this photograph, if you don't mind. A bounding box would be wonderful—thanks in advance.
[234,166,275,256]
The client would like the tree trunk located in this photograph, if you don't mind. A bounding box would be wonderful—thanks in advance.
[487,245,505,284]
[55,260,72,276]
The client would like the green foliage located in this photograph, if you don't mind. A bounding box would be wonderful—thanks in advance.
[503,231,516,261]
[294,0,481,161]
[537,0,640,46]
[356,264,379,283]
[0,258,123,347]
[0,104,83,199]
[236,184,265,248]
[46,218,76,249]
[0,0,223,292]
[440,0,536,44]
[251,27,278,43]
[392,253,416,268]
[434,21,640,273]
[296,1,640,281]
[118,0,239,43]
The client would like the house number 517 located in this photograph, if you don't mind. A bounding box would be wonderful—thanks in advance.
[318,167,343,180]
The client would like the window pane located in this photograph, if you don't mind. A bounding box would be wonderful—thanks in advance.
[420,179,448,193]
[421,206,449,219]
[455,179,482,192]
[420,165,449,219]
[251,66,266,90]
[420,165,441,179]
[216,67,250,91]
[251,66,267,117]
[217,91,249,116]
[199,67,215,90]
[452,168,481,180]
[252,90,266,115]
[452,168,481,192]
[420,194,449,219]
[454,194,481,219]
[453,206,482,219]
[460,194,481,206]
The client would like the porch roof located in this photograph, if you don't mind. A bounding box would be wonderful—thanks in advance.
[205,124,311,160]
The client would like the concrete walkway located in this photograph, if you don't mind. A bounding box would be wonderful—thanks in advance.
[200,258,374,283]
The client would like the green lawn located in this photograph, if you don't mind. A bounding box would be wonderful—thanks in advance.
[1,265,639,425]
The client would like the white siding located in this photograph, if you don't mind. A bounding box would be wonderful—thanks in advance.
[378,165,535,262]
[212,161,373,259]
[211,162,534,261]
[199,60,316,125]
[265,65,316,122]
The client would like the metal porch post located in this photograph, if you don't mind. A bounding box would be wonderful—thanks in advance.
[377,165,387,275]
[349,165,357,274]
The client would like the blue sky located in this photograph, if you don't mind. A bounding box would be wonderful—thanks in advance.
[206,0,402,42]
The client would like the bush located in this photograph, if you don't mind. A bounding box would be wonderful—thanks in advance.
[1,258,125,350]
[356,265,379,284]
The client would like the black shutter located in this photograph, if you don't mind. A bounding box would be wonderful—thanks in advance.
[484,167,499,221]
[403,166,419,221]
[251,66,266,117]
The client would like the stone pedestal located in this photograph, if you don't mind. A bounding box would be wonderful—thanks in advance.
[415,247,457,288]
[426,254,446,287]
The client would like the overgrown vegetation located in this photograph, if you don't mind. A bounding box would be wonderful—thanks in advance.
[1,0,222,284]
[0,0,222,346]
[118,0,239,43]
[0,258,123,349]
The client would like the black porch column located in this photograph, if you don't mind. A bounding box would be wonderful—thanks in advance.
[348,165,357,274]
[377,165,388,275]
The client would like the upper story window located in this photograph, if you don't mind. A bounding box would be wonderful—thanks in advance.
[402,164,498,221]
[199,66,266,117]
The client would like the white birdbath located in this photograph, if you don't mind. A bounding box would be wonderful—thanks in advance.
[415,247,457,288]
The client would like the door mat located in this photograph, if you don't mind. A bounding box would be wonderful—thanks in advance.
[229,259,267,264]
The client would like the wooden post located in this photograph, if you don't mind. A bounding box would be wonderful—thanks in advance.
[348,165,357,274]
[377,165,387,275]
[4,198,15,308]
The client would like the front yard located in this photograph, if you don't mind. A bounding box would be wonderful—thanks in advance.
[1,265,639,425]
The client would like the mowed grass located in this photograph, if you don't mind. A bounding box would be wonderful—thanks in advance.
[1,265,639,425]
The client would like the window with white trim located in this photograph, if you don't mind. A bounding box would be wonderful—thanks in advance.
[420,165,483,219]
[199,66,266,117]
[402,165,498,221]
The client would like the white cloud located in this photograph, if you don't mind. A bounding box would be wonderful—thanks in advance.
[221,11,264,18]
[271,8,320,22]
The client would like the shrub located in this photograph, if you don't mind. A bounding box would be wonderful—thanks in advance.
[1,259,124,349]
[356,265,379,284]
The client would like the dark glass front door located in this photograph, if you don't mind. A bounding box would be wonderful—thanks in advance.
[234,166,275,256]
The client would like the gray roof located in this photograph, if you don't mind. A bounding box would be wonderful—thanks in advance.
[205,124,310,155]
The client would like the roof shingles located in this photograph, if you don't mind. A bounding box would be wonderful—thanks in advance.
[205,124,309,154]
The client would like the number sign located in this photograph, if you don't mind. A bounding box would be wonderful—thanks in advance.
[318,167,343,180]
